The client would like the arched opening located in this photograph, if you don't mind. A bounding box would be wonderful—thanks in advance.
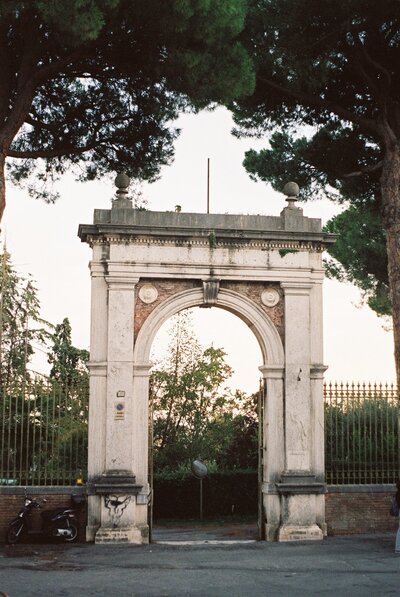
[149,307,262,542]
[133,287,284,543]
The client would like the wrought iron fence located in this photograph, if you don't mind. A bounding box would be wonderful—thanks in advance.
[0,377,398,486]
[0,373,88,486]
[324,382,400,484]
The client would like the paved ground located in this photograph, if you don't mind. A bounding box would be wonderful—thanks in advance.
[152,520,259,543]
[0,532,399,597]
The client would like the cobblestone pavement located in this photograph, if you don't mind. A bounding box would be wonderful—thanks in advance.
[0,532,398,596]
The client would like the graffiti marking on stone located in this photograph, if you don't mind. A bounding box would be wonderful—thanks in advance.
[104,495,131,520]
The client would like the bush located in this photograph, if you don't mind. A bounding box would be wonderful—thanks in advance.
[153,469,258,520]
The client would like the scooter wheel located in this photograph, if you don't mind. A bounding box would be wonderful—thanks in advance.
[64,521,79,542]
[6,522,25,545]
[51,521,79,542]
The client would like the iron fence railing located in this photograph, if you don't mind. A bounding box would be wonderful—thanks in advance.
[0,378,398,486]
[0,373,88,486]
[324,382,400,484]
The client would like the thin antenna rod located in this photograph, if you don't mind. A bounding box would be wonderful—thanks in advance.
[207,158,210,214]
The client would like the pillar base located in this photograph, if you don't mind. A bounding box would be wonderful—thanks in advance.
[95,524,149,544]
[278,524,323,542]
[86,524,99,542]
[264,523,279,542]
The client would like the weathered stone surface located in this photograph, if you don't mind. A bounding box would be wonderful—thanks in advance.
[79,202,335,545]
[278,524,324,542]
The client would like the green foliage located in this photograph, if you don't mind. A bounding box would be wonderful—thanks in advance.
[0,252,89,484]
[324,205,391,316]
[150,310,258,472]
[0,375,88,485]
[231,1,400,319]
[48,318,89,387]
[153,469,258,519]
[325,397,399,484]
[0,250,50,388]
[1,0,255,205]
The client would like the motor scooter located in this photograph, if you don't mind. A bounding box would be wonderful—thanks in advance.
[6,492,84,544]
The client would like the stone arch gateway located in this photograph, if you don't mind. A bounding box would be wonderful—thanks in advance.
[78,179,335,544]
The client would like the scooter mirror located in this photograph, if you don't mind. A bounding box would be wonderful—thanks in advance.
[42,498,47,503]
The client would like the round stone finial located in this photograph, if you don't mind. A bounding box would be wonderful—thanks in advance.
[283,181,299,197]
[115,172,130,192]
[112,171,132,209]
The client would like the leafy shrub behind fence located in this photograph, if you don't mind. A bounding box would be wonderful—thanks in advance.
[153,469,258,519]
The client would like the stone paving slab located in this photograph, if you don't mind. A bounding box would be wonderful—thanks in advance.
[0,533,398,596]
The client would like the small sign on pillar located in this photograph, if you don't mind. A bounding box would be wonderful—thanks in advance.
[114,401,125,420]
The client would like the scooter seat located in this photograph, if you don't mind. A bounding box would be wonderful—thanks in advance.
[41,508,68,521]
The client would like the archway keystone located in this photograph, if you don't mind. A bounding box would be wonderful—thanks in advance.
[79,182,334,544]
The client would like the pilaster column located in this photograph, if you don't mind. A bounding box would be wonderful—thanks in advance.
[104,275,139,472]
[132,363,152,487]
[311,364,328,536]
[86,259,108,542]
[132,363,152,531]
[87,260,109,477]
[280,282,313,472]
[259,364,284,541]
[277,282,324,542]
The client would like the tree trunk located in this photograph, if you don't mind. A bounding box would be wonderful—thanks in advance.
[0,152,5,224]
[381,144,400,383]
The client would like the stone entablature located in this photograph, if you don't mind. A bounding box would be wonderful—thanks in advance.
[79,178,335,545]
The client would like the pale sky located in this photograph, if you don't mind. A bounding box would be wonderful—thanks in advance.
[1,107,396,394]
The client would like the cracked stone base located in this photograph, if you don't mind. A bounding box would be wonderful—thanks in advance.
[95,525,149,544]
[278,524,323,542]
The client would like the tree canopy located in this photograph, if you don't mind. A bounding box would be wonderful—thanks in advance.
[0,0,255,218]
[0,249,49,389]
[232,0,400,377]
[150,311,258,472]
[243,131,390,316]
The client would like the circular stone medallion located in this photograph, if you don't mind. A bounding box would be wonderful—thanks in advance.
[139,284,158,304]
[261,287,280,308]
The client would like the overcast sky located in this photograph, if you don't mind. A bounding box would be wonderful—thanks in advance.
[1,107,395,393]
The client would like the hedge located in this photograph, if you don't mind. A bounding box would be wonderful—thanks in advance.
[153,469,258,519]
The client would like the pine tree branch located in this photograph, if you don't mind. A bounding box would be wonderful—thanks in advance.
[342,160,383,178]
[258,75,379,136]
[7,140,101,159]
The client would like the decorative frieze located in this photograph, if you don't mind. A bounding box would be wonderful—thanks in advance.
[85,234,326,252]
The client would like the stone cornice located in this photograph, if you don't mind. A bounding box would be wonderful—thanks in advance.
[78,208,336,251]
[259,365,285,379]
[80,231,332,253]
[133,363,152,377]
[280,282,313,296]
[310,365,329,380]
[87,361,107,376]
[105,276,139,289]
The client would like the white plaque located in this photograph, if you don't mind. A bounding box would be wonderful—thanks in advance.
[139,284,158,304]
[261,288,280,307]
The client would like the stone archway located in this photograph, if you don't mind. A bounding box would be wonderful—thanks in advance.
[79,178,334,544]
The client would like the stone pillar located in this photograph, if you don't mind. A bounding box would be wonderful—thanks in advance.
[259,365,284,541]
[277,282,324,541]
[311,364,328,535]
[92,274,144,544]
[131,363,152,537]
[310,276,328,534]
[86,256,108,542]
